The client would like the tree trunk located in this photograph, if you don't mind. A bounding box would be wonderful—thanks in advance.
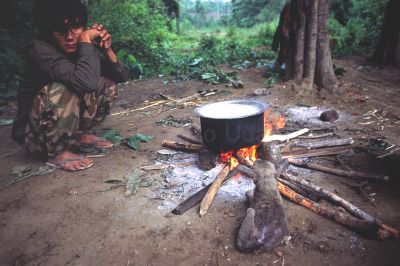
[373,0,400,65]
[273,0,338,91]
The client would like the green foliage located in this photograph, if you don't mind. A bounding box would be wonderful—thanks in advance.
[0,0,34,97]
[329,0,389,55]
[231,0,284,28]
[90,0,174,77]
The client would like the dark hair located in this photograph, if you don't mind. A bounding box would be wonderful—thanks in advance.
[33,0,88,41]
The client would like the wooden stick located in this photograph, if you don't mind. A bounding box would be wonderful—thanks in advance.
[177,134,203,145]
[288,158,389,181]
[199,164,231,216]
[111,100,167,116]
[166,93,200,106]
[298,132,334,139]
[277,177,322,202]
[281,172,399,239]
[294,138,354,149]
[281,173,376,221]
[277,182,382,236]
[162,140,204,152]
[159,93,176,101]
[282,146,351,159]
[263,128,309,143]
[172,169,238,215]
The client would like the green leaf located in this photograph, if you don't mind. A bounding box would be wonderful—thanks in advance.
[126,136,141,150]
[125,133,154,150]
[101,129,122,145]
[127,54,137,64]
[134,133,155,143]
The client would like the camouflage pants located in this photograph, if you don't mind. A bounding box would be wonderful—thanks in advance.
[24,78,118,157]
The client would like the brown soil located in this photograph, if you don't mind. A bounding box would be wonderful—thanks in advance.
[0,56,399,266]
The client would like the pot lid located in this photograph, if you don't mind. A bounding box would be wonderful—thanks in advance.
[194,100,269,119]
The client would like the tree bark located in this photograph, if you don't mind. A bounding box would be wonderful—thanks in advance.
[314,0,338,91]
[273,0,338,91]
[373,0,400,65]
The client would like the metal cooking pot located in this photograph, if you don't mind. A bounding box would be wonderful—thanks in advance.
[194,100,269,152]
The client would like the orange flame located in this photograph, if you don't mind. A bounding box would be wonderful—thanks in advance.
[220,110,286,170]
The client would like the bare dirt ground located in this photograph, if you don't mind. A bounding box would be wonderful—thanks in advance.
[0,56,399,266]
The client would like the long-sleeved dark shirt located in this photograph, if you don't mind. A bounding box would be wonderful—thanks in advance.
[12,40,129,144]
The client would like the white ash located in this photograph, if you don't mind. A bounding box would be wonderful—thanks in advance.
[152,152,255,210]
[283,106,352,128]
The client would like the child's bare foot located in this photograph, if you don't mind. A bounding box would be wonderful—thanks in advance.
[47,151,94,171]
[73,133,113,149]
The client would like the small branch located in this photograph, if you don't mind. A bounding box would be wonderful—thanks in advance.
[159,93,176,101]
[162,140,204,153]
[177,134,203,145]
[288,158,389,181]
[111,100,167,116]
[294,138,354,149]
[199,164,231,216]
[263,128,309,143]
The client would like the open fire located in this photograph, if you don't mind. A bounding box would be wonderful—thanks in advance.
[221,111,286,170]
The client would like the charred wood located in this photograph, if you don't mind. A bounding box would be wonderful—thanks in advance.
[198,149,218,171]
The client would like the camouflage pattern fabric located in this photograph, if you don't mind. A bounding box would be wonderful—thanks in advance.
[24,78,118,157]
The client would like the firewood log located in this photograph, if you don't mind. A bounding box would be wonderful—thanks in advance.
[199,164,231,216]
[236,160,287,252]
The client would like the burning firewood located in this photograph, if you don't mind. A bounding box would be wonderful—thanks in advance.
[236,160,287,252]
[281,172,399,239]
[288,158,389,181]
[162,140,204,152]
[233,151,254,168]
[199,164,231,216]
